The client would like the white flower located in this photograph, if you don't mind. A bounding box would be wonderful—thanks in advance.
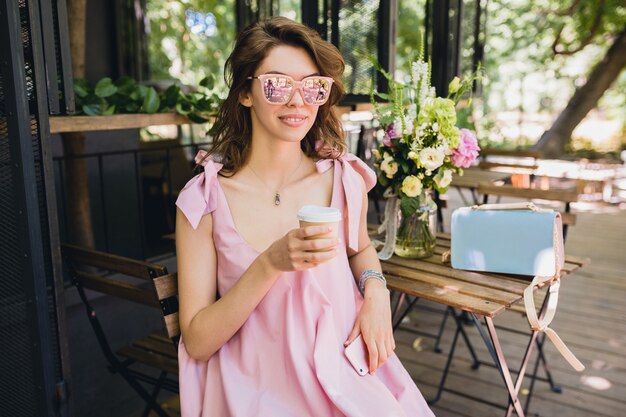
[380,154,398,179]
[432,122,439,132]
[408,151,418,160]
[401,175,423,197]
[435,169,454,189]
[403,118,414,135]
[419,148,445,171]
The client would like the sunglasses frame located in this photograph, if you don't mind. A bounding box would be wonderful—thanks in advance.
[248,74,334,106]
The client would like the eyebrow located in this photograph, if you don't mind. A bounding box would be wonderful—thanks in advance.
[263,71,321,78]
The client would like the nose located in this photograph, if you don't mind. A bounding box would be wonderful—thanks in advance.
[287,86,306,106]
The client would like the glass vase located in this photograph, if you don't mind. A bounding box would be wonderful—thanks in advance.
[394,191,438,259]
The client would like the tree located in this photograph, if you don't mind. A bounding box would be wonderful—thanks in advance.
[459,0,625,155]
[534,2,626,157]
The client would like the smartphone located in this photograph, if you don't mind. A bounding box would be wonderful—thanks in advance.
[344,335,369,376]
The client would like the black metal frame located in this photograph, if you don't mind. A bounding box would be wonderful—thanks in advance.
[55,0,75,112]
[54,141,210,260]
[0,0,69,415]
[428,0,463,96]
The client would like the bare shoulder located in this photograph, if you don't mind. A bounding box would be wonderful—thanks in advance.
[176,205,213,242]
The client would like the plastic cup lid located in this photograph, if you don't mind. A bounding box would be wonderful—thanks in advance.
[297,205,341,223]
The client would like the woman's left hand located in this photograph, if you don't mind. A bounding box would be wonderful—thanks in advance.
[344,281,395,375]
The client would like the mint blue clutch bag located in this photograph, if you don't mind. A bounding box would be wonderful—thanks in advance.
[451,203,564,277]
[449,203,585,372]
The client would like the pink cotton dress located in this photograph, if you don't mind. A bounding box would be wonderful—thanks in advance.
[175,150,435,417]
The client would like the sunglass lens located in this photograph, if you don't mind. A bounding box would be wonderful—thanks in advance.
[302,78,331,105]
[263,76,292,104]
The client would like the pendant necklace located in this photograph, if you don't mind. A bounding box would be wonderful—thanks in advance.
[248,152,304,206]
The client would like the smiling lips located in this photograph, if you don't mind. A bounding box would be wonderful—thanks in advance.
[279,114,308,127]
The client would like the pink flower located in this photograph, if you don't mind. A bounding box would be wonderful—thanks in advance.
[451,129,480,168]
[382,124,400,147]
[386,124,401,139]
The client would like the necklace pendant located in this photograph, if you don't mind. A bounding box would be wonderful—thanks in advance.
[274,193,281,206]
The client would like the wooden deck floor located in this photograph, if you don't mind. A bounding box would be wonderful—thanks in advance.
[140,197,626,417]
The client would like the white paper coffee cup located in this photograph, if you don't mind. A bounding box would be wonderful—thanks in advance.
[297,205,341,249]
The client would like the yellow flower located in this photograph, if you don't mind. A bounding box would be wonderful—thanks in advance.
[380,157,398,179]
[434,169,453,189]
[401,175,423,197]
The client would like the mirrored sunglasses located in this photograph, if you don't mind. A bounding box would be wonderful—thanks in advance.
[248,74,334,105]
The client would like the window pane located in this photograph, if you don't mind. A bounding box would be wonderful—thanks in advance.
[338,0,380,96]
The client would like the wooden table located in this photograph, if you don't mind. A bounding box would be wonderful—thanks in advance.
[478,158,626,203]
[451,168,512,205]
[380,233,589,417]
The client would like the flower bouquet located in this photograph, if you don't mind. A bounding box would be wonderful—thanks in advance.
[370,50,481,259]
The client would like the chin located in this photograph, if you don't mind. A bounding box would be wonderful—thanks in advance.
[274,124,315,142]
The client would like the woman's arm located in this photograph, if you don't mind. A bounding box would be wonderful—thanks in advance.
[345,181,395,375]
[176,207,338,361]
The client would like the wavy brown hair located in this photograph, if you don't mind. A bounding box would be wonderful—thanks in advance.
[206,17,347,175]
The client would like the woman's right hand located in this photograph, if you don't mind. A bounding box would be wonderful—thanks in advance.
[263,226,339,272]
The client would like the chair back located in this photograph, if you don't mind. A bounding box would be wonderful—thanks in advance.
[152,273,180,343]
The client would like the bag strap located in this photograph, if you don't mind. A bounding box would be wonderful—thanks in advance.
[523,214,584,372]
[524,276,585,371]
[471,202,553,213]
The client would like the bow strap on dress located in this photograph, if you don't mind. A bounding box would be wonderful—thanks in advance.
[316,153,376,252]
[175,150,223,229]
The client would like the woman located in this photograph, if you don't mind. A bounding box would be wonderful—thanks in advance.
[175,16,435,417]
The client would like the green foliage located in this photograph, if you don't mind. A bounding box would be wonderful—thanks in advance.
[73,76,223,122]
[400,195,420,217]
[396,0,427,77]
[146,0,236,93]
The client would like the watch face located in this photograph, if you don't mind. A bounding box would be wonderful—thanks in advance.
[344,335,369,376]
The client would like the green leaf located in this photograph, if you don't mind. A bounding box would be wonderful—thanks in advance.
[129,89,142,101]
[73,79,90,98]
[114,76,135,88]
[137,85,149,99]
[187,113,210,123]
[94,78,117,98]
[102,104,116,115]
[82,103,102,116]
[400,196,420,217]
[175,101,192,115]
[199,75,215,90]
[124,102,140,113]
[142,87,160,113]
[163,85,180,107]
